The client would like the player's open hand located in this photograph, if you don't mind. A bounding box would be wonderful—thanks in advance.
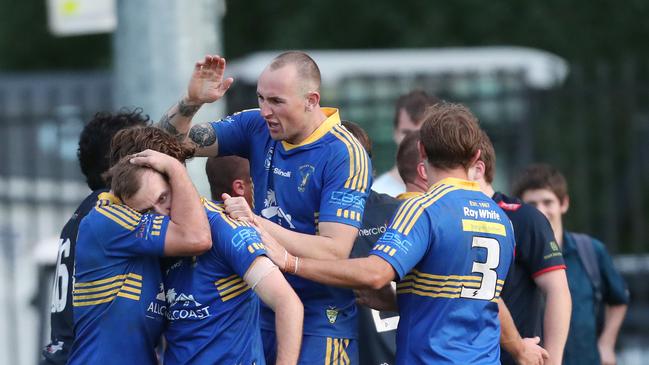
[514,337,549,365]
[222,193,255,221]
[129,149,180,174]
[186,55,234,104]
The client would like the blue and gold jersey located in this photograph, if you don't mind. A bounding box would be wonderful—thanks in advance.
[370,178,515,365]
[212,108,371,338]
[163,199,267,365]
[68,193,169,365]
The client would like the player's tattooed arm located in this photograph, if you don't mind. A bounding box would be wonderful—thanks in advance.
[188,123,216,148]
[157,98,203,142]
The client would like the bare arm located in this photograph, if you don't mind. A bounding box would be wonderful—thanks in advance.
[157,55,233,155]
[130,150,211,256]
[598,304,627,365]
[222,194,358,260]
[534,269,571,365]
[260,219,358,260]
[499,299,549,365]
[245,257,303,365]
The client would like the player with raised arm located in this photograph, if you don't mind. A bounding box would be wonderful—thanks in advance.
[159,52,370,364]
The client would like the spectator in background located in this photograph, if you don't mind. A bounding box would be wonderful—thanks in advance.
[372,90,439,197]
[469,133,571,365]
[512,163,629,365]
[205,155,254,206]
[41,109,148,365]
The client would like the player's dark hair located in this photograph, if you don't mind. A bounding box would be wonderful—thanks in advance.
[477,129,496,184]
[341,120,372,158]
[396,131,422,184]
[107,126,195,185]
[77,108,149,190]
[270,51,321,92]
[512,163,569,202]
[419,102,482,171]
[393,90,440,128]
[205,156,250,200]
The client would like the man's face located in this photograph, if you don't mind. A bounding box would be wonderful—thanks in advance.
[520,188,568,231]
[124,170,172,216]
[393,108,421,145]
[257,65,309,144]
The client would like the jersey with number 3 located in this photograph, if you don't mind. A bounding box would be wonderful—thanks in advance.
[370,178,515,365]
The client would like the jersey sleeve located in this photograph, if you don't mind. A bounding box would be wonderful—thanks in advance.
[369,205,432,279]
[593,239,630,305]
[92,207,168,257]
[516,206,567,278]
[210,109,264,159]
[212,214,268,278]
[318,141,372,228]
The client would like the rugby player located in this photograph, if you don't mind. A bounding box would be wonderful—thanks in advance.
[258,102,516,364]
[159,52,370,364]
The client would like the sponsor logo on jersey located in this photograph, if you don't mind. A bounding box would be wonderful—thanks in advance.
[165,288,210,320]
[326,307,339,324]
[358,223,388,237]
[264,146,274,170]
[329,190,365,209]
[273,167,291,178]
[261,190,295,229]
[298,164,315,192]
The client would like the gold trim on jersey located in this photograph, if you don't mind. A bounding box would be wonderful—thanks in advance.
[433,177,481,191]
[324,337,351,365]
[95,192,144,231]
[214,275,251,302]
[330,124,370,193]
[281,108,340,151]
[73,273,143,306]
[202,198,252,229]
[461,219,507,236]
[389,184,458,235]
[335,208,362,222]
[397,269,505,302]
[396,191,423,200]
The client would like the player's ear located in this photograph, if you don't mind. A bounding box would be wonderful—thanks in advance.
[305,91,320,112]
[416,162,428,183]
[232,179,246,197]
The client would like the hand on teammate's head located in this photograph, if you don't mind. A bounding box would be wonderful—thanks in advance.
[129,149,180,174]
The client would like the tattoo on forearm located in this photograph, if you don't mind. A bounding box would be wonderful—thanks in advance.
[189,124,216,147]
[158,112,185,141]
[178,98,201,117]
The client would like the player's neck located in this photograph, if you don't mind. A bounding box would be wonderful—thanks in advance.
[425,165,469,187]
[289,108,328,145]
[481,182,495,198]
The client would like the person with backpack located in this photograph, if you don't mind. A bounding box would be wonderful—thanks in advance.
[512,163,629,365]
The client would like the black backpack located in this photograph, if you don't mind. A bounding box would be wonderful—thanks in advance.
[570,232,604,333]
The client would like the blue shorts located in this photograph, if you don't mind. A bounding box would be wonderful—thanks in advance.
[262,329,358,365]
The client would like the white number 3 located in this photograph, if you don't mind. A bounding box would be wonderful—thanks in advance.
[460,236,500,301]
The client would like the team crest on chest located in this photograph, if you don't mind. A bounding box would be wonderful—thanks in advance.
[298,164,315,192]
[326,306,339,324]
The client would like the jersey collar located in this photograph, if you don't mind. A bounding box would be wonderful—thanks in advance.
[428,177,481,192]
[97,192,122,206]
[281,107,340,151]
[396,191,424,200]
